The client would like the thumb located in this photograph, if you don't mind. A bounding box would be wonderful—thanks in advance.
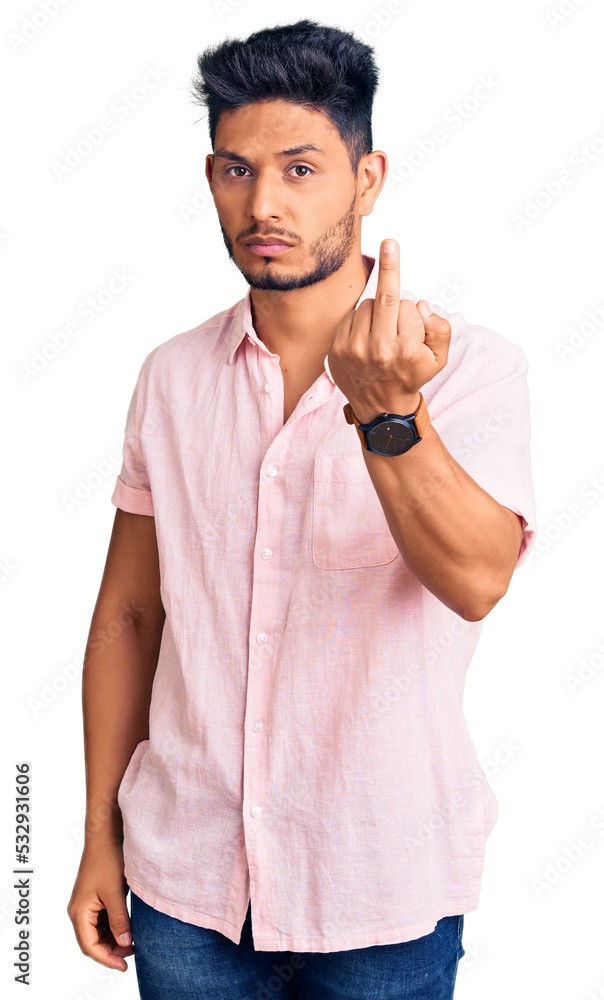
[105,892,133,946]
[417,300,451,364]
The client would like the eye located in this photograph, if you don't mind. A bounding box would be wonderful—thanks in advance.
[224,164,314,178]
[225,165,250,177]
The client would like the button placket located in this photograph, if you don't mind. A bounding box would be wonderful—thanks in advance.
[243,358,336,865]
[242,361,287,857]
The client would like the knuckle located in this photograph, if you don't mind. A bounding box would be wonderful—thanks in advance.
[400,340,420,362]
[110,915,130,933]
[374,346,396,366]
[347,343,365,362]
[375,291,399,308]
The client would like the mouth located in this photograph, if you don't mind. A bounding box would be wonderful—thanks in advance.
[244,238,294,256]
[246,244,292,256]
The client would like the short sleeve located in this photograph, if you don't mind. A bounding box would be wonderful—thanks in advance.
[429,342,536,569]
[111,356,155,516]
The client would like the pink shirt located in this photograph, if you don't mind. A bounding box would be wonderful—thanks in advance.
[111,252,536,952]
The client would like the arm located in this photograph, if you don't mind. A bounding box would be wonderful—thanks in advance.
[68,508,165,971]
[359,414,522,621]
[82,508,165,846]
[328,238,527,622]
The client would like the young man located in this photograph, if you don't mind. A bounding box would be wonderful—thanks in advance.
[67,19,536,999]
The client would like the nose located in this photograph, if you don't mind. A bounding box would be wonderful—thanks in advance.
[244,170,284,226]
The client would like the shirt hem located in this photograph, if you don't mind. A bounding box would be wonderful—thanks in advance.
[125,872,244,944]
[251,897,480,952]
[125,867,480,952]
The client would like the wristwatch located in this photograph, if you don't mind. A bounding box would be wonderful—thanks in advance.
[343,392,430,456]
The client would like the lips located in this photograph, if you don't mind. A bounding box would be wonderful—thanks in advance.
[245,238,292,246]
[246,243,292,256]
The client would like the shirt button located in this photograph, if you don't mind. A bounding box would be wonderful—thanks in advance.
[256,632,268,644]
[266,465,277,477]
[251,806,262,818]
[261,548,272,559]
[252,720,263,732]
[264,382,275,393]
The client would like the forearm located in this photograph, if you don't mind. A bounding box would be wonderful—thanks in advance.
[361,419,522,620]
[82,606,164,847]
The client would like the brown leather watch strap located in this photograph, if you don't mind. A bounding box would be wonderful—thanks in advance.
[343,392,430,451]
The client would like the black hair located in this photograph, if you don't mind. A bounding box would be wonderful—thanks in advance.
[189,18,379,175]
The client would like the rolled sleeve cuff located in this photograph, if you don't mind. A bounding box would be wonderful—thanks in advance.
[111,475,154,516]
[509,510,536,569]
[492,498,535,569]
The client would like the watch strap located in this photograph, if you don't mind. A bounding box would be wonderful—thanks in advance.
[343,392,430,451]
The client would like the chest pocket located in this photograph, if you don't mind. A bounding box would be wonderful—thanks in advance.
[312,455,400,570]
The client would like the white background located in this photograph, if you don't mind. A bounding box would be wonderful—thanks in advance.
[2,0,603,997]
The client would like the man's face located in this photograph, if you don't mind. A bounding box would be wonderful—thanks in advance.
[205,98,365,291]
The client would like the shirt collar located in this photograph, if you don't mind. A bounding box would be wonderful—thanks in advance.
[225,252,380,384]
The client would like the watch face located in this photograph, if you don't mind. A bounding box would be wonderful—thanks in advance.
[367,419,416,456]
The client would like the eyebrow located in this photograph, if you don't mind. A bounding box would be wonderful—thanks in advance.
[213,143,326,163]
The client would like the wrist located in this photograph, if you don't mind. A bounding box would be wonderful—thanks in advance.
[351,392,422,425]
[84,798,123,844]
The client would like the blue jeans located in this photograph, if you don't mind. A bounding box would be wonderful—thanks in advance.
[129,888,465,999]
